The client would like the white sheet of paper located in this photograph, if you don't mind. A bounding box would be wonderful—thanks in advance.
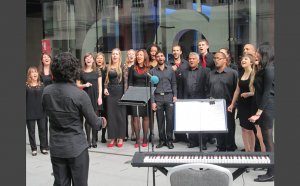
[175,99,227,132]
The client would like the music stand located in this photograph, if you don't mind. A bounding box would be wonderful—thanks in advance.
[119,86,156,152]
[174,99,228,152]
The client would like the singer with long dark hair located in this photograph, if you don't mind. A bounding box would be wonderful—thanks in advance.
[128,49,151,148]
[248,42,275,182]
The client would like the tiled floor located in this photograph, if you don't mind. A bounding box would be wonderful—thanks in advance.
[26,117,275,186]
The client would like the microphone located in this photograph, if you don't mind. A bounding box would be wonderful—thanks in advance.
[147,73,159,84]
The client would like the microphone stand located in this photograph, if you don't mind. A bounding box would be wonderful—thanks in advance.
[148,76,156,186]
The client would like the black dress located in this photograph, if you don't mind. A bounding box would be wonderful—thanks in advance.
[40,74,53,87]
[253,64,275,129]
[236,77,255,130]
[106,69,126,139]
[80,71,101,111]
[128,66,150,117]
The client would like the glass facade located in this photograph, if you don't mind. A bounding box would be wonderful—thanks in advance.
[41,0,274,63]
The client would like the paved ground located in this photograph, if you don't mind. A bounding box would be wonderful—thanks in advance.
[26,117,274,186]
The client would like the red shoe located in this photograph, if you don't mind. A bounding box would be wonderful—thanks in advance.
[134,143,139,148]
[142,143,148,147]
[117,143,123,148]
[107,140,115,148]
[107,143,114,148]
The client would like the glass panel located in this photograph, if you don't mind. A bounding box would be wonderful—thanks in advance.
[41,0,274,64]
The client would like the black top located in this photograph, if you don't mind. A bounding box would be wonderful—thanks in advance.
[128,66,149,87]
[79,70,101,111]
[26,83,45,120]
[200,52,215,71]
[42,83,103,158]
[40,74,53,87]
[168,58,189,99]
[207,67,238,104]
[150,64,177,102]
[254,63,275,110]
[181,66,209,99]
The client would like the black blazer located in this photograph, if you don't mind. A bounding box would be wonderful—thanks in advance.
[181,66,209,99]
[168,58,189,99]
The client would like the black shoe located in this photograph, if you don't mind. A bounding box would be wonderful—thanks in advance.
[167,142,174,149]
[254,174,274,182]
[156,142,165,148]
[173,138,180,143]
[88,145,92,149]
[187,143,198,148]
[92,144,97,148]
[226,147,237,152]
[101,138,107,143]
[41,150,48,155]
[214,148,226,152]
[201,145,207,150]
[208,138,216,144]
[32,151,37,156]
[240,148,245,152]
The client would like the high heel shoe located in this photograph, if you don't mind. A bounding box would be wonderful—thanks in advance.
[107,140,115,148]
[117,143,123,148]
[134,143,139,148]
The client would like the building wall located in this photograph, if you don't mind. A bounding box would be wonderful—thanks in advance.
[26,17,43,70]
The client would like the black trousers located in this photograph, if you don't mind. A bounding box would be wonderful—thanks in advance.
[84,121,98,146]
[51,149,89,186]
[26,118,47,151]
[216,110,237,151]
[156,101,174,142]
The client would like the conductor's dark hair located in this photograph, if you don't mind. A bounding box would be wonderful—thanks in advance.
[51,52,81,83]
[257,42,274,69]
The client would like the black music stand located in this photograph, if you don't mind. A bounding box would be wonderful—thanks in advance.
[119,86,155,152]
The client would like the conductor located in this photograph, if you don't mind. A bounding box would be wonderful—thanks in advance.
[42,52,107,186]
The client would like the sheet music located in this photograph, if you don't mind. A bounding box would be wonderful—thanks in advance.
[175,99,227,132]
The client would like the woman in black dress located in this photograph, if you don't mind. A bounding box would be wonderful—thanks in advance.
[123,49,137,141]
[128,49,151,148]
[95,52,107,143]
[26,66,48,156]
[76,52,102,148]
[38,52,53,86]
[38,52,52,150]
[228,54,265,152]
[104,48,126,148]
[249,43,275,182]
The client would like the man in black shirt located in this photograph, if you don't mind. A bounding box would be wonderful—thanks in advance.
[42,52,107,186]
[181,52,209,149]
[207,52,238,152]
[168,45,189,143]
[150,51,177,149]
